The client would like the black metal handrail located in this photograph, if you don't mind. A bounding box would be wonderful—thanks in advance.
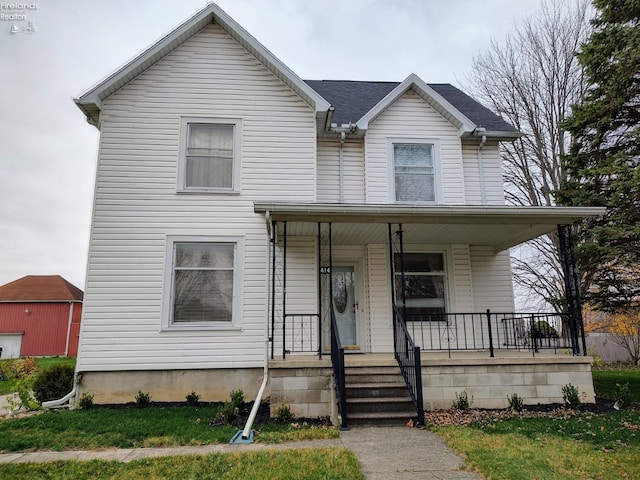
[392,305,425,427]
[403,311,574,356]
[330,309,349,430]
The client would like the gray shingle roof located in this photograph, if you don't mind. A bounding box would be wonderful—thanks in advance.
[304,80,517,133]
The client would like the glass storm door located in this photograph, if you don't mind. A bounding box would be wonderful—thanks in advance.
[332,266,358,348]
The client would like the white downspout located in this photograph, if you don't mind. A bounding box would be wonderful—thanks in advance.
[42,387,77,408]
[476,129,487,205]
[44,302,78,407]
[339,131,345,203]
[238,211,272,441]
[64,302,73,357]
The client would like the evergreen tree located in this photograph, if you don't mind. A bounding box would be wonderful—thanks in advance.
[560,0,640,312]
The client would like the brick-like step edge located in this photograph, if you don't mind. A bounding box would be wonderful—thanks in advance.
[346,411,417,426]
[347,396,412,402]
[345,382,407,389]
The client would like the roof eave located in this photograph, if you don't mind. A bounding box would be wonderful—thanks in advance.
[75,3,331,129]
[254,202,606,224]
[461,129,524,141]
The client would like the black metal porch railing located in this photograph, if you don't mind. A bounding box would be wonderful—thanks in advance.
[392,305,425,427]
[330,309,348,430]
[405,311,574,356]
[281,313,320,357]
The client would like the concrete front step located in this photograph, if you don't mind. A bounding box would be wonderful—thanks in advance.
[346,372,407,384]
[346,382,408,398]
[342,364,418,426]
[347,411,416,426]
[347,396,415,414]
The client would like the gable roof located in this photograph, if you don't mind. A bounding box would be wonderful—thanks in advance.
[76,3,518,138]
[305,76,519,137]
[0,276,83,302]
[76,3,331,127]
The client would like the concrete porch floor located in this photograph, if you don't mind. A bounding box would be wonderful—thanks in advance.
[269,349,584,368]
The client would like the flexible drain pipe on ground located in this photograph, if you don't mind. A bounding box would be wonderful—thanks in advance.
[231,212,272,443]
[42,386,77,408]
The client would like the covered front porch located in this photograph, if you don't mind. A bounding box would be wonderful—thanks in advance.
[255,203,604,426]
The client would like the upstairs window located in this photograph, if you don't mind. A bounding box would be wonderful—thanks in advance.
[178,118,241,193]
[391,142,438,203]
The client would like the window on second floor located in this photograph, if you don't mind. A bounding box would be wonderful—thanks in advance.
[178,118,242,193]
[388,140,440,203]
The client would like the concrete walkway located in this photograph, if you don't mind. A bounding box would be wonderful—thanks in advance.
[0,426,482,479]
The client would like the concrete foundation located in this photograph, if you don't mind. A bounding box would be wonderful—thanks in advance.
[78,368,265,404]
[77,353,595,415]
[268,358,334,418]
[422,354,595,409]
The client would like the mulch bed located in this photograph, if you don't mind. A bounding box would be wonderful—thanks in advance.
[423,397,632,427]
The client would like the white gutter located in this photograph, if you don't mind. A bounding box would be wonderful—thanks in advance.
[64,302,74,357]
[476,128,487,205]
[339,131,345,203]
[236,211,272,441]
[42,386,77,408]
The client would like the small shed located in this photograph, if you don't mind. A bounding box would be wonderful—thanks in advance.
[0,276,83,358]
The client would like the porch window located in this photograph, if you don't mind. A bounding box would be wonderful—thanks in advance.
[162,236,244,329]
[178,117,242,193]
[393,143,435,202]
[394,252,446,321]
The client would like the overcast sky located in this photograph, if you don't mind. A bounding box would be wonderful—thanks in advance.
[0,0,558,290]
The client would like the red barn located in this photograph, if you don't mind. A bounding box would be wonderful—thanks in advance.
[0,276,83,358]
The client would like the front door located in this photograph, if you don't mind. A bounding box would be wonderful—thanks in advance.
[332,265,359,349]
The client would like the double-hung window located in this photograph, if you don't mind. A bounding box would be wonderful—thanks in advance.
[394,252,447,321]
[163,236,244,329]
[390,141,438,203]
[178,118,242,192]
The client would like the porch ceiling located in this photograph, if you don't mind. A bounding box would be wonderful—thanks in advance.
[254,203,605,252]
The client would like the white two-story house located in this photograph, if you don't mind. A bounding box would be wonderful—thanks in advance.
[73,4,602,425]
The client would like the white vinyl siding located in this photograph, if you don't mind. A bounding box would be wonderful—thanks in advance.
[469,247,515,312]
[365,90,464,204]
[451,244,474,312]
[316,138,365,203]
[461,141,505,205]
[78,22,316,372]
[367,244,392,352]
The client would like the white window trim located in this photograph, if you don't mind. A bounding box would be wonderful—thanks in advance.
[177,117,242,194]
[161,235,244,331]
[387,138,442,204]
[390,246,453,316]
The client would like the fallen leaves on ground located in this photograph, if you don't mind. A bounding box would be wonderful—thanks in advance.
[423,408,583,427]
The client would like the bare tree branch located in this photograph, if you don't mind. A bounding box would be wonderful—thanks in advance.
[467,0,592,311]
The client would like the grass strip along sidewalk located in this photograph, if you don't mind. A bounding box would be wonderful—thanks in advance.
[431,368,640,480]
[0,405,338,452]
[435,410,640,480]
[0,447,364,480]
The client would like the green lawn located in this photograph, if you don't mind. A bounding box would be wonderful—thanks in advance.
[0,405,338,452]
[592,368,640,403]
[0,447,364,480]
[0,357,76,395]
[436,410,640,479]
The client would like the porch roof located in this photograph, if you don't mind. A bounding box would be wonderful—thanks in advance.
[254,203,605,252]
